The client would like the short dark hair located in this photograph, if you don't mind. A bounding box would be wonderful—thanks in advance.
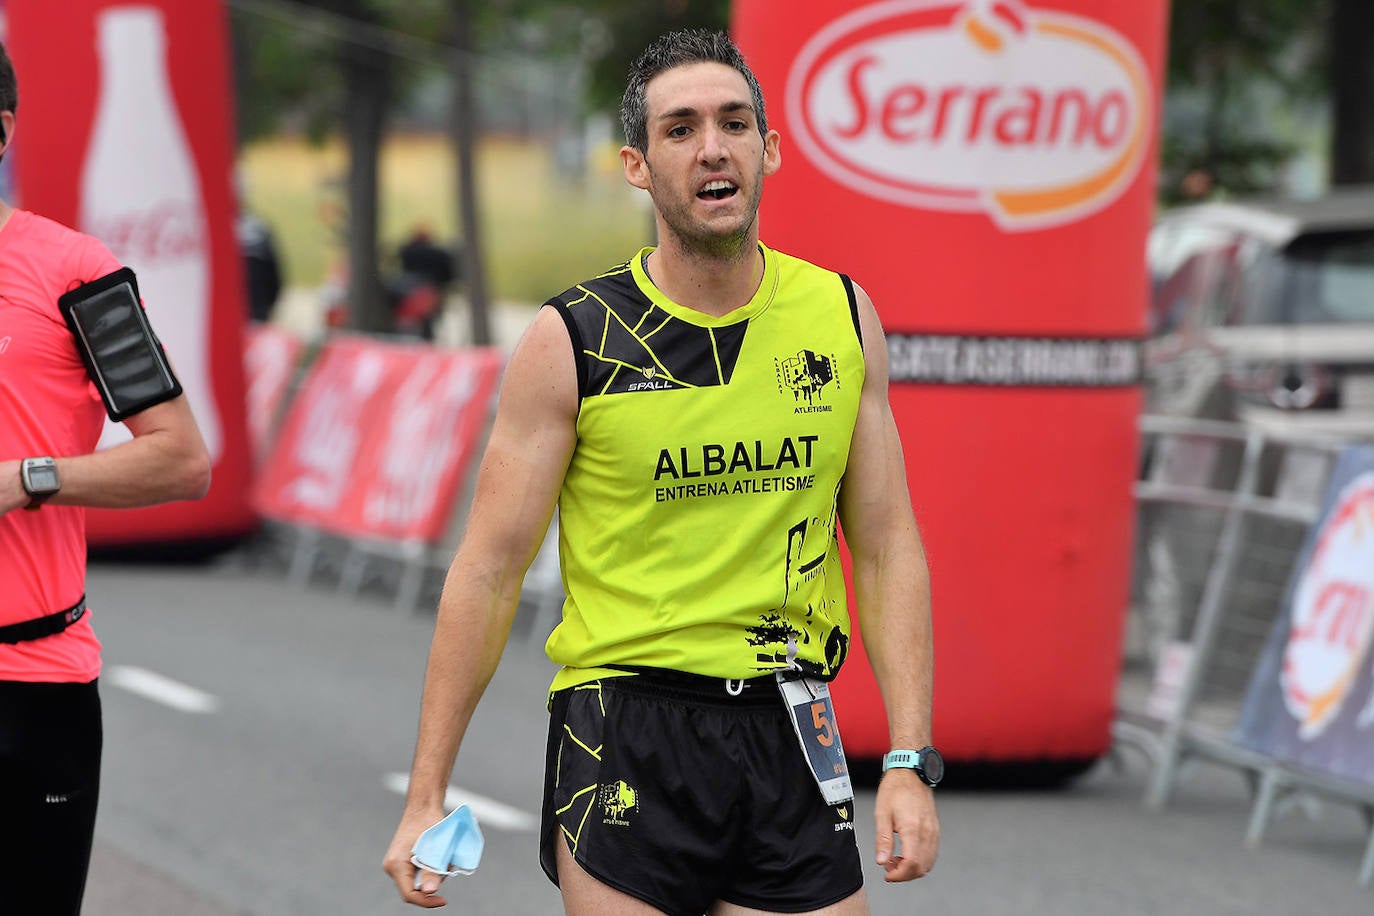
[620,29,767,155]
[0,42,16,149]
[0,42,16,117]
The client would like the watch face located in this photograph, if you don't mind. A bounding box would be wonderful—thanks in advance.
[920,747,945,785]
[24,462,60,494]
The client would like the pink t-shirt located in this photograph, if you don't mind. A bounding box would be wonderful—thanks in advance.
[0,209,120,682]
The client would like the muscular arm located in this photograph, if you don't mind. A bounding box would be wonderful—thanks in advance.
[384,307,578,907]
[0,393,210,514]
[836,284,940,881]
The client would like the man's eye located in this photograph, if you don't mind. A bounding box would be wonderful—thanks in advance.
[668,125,690,138]
[725,120,748,131]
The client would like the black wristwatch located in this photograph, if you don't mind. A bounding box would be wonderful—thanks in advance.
[882,746,944,787]
[20,456,61,510]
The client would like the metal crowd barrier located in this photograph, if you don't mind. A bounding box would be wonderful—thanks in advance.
[1115,414,1374,888]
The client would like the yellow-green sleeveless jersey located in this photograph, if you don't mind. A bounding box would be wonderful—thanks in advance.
[545,243,864,692]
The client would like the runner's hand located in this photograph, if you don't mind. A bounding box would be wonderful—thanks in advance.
[383,807,450,908]
[874,767,940,882]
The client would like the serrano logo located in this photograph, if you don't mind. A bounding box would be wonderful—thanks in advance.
[1280,472,1374,740]
[785,0,1152,230]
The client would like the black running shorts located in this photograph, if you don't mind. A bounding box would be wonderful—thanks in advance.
[539,669,863,915]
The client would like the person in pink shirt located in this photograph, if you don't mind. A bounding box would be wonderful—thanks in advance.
[0,41,211,915]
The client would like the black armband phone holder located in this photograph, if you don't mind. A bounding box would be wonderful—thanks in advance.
[58,267,183,421]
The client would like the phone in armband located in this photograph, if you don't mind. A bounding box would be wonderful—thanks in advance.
[58,267,183,421]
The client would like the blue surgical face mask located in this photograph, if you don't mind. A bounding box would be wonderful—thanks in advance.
[410,805,484,878]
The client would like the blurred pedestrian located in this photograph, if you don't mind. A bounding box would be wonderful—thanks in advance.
[0,41,211,916]
[383,29,940,913]
[388,224,458,340]
[237,206,282,323]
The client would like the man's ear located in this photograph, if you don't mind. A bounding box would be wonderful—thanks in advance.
[762,129,781,178]
[621,145,651,191]
[0,111,14,151]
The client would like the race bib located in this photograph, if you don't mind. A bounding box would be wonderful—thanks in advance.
[777,673,853,805]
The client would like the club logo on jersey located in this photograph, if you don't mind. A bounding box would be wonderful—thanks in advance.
[600,779,639,826]
[777,349,838,412]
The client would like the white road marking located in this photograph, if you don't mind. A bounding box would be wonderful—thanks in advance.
[384,773,538,832]
[106,665,220,714]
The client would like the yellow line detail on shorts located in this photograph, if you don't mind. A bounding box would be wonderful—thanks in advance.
[572,680,606,716]
[563,723,602,760]
[555,783,597,817]
[559,784,598,853]
[572,786,597,849]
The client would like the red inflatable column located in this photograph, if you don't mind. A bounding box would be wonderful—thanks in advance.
[9,0,254,546]
[734,0,1167,765]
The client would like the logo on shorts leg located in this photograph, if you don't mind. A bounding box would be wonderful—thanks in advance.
[599,779,639,827]
[834,804,854,832]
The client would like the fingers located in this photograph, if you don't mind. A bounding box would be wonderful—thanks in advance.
[874,819,896,869]
[875,827,936,882]
[382,851,448,908]
[872,775,940,883]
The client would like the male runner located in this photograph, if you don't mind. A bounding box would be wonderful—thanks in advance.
[384,29,939,914]
[0,40,211,915]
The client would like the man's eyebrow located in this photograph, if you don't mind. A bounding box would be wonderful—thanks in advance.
[657,100,755,121]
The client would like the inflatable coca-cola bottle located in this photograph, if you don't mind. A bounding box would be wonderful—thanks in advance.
[79,6,221,460]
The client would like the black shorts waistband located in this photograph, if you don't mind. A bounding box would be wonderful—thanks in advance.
[600,666,783,707]
[0,595,88,645]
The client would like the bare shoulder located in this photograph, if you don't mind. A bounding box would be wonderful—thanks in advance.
[498,306,578,417]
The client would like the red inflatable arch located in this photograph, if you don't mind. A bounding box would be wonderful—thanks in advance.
[733,0,1167,769]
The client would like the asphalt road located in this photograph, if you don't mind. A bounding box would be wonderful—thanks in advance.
[76,556,1373,916]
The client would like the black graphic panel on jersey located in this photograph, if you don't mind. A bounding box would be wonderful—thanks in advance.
[746,511,849,678]
[560,266,749,396]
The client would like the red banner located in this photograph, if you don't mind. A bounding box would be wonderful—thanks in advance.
[734,0,1167,762]
[7,0,253,545]
[243,322,304,463]
[254,336,502,544]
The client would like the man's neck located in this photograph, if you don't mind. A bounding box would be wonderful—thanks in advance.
[0,199,12,232]
[645,235,765,318]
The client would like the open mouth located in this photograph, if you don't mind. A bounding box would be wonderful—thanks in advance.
[698,180,738,201]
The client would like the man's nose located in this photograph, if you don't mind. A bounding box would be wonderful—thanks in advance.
[698,127,729,165]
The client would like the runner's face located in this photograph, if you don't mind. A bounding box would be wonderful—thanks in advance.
[623,62,780,258]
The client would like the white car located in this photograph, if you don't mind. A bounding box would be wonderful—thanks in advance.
[1146,188,1374,440]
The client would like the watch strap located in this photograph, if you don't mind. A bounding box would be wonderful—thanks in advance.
[883,749,922,771]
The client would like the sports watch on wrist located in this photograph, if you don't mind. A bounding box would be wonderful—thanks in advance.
[20,456,61,510]
[882,746,944,787]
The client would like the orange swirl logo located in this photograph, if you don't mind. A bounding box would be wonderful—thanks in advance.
[1280,473,1374,740]
[785,0,1152,231]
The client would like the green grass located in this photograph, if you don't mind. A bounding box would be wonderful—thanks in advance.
[238,133,653,303]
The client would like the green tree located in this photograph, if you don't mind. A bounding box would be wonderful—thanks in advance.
[230,0,732,336]
[1161,0,1374,200]
[1160,0,1322,203]
[231,0,457,334]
